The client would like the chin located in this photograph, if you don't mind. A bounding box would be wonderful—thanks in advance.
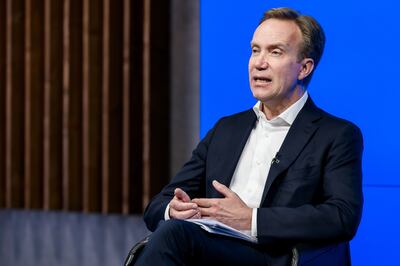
[252,90,273,102]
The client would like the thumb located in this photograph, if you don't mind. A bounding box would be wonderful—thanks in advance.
[174,188,191,202]
[212,180,234,198]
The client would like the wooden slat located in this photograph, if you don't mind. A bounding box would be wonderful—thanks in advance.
[82,0,90,212]
[129,0,144,213]
[44,0,63,209]
[148,0,171,198]
[25,0,44,209]
[0,0,6,208]
[62,0,83,211]
[101,0,110,213]
[6,0,25,208]
[122,0,131,214]
[4,0,19,207]
[102,0,123,213]
[108,0,123,213]
[142,0,151,209]
[83,0,103,212]
[142,0,172,209]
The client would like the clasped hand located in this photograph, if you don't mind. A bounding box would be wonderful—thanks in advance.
[169,180,252,230]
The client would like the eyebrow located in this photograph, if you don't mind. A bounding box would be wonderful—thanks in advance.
[250,42,289,50]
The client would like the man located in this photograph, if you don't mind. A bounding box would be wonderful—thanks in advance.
[135,7,363,266]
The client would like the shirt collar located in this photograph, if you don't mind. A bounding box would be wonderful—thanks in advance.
[252,91,308,126]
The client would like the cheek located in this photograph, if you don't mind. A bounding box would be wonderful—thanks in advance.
[248,59,254,71]
[281,64,301,82]
[289,63,302,77]
[248,61,255,80]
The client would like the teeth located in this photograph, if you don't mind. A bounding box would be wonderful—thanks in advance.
[255,77,271,83]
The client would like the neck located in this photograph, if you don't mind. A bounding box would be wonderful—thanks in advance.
[261,86,305,120]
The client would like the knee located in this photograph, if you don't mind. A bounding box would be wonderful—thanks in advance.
[134,220,198,265]
[143,219,194,254]
[151,219,189,240]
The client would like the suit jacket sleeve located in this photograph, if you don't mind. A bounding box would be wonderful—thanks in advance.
[143,120,219,232]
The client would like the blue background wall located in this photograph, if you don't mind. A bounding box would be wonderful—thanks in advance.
[200,1,400,264]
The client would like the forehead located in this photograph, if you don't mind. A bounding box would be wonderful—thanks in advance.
[251,19,302,49]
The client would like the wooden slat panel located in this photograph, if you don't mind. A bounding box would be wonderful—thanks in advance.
[62,0,83,211]
[129,0,144,213]
[44,0,63,209]
[0,0,6,208]
[1,0,174,214]
[25,0,44,209]
[6,0,25,208]
[102,0,123,213]
[83,0,103,212]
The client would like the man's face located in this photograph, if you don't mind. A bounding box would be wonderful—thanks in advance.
[249,19,307,106]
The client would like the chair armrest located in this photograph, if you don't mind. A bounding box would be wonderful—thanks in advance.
[124,235,151,266]
[291,247,299,266]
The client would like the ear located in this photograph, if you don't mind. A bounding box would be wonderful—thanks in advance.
[298,58,314,81]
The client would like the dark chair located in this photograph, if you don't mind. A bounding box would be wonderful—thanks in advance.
[124,236,150,266]
[124,236,351,266]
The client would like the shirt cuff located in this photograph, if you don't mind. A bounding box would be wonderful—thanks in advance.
[164,204,171,220]
[251,208,258,237]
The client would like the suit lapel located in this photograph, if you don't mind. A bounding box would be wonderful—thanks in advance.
[260,98,323,204]
[216,110,257,191]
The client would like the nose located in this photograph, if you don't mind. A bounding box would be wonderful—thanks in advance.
[253,54,268,70]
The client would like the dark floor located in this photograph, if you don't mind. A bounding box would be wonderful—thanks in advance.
[0,209,149,266]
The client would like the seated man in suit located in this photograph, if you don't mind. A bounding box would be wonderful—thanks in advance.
[134,7,363,266]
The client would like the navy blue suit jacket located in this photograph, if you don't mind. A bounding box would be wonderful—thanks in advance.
[143,97,363,260]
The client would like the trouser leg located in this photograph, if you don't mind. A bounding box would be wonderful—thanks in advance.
[134,219,270,266]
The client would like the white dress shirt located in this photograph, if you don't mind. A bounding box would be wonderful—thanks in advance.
[230,92,308,237]
[165,92,309,238]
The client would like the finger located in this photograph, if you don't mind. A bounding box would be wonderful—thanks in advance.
[174,188,191,202]
[192,198,215,208]
[170,198,198,211]
[171,208,199,220]
[212,180,234,198]
[188,211,201,219]
[198,207,215,217]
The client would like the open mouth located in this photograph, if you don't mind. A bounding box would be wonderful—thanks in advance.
[253,77,272,83]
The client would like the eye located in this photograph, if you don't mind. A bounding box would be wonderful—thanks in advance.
[270,49,282,56]
[251,47,260,54]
